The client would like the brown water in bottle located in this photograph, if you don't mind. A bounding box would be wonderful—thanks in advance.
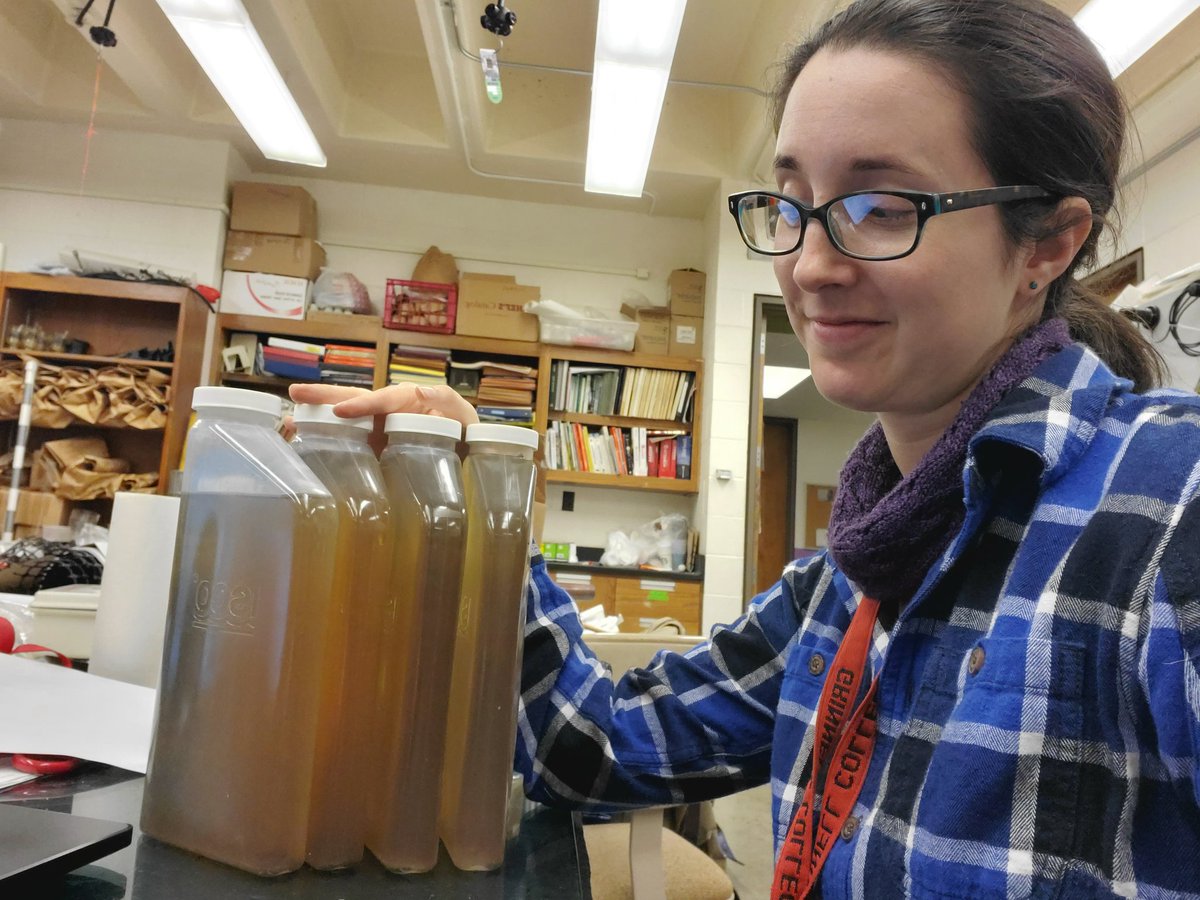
[292,438,391,870]
[439,438,536,871]
[141,491,337,875]
[369,430,466,873]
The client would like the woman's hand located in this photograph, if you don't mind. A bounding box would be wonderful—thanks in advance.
[287,382,480,432]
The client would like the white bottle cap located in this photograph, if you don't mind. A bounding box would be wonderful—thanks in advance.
[384,413,462,441]
[465,423,539,450]
[292,403,372,431]
[191,386,281,418]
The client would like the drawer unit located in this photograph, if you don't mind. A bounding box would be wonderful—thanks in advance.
[613,577,701,635]
[548,570,616,615]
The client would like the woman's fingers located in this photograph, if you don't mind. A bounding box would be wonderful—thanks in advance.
[286,381,480,429]
[288,383,372,407]
[333,384,480,428]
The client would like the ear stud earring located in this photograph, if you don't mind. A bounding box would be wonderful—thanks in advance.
[1029,281,1039,290]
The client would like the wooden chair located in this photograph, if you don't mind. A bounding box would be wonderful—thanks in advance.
[584,630,738,900]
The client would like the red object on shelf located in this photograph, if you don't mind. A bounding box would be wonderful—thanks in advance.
[383,280,457,334]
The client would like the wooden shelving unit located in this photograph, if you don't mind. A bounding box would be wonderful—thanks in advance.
[0,272,209,495]
[209,312,703,495]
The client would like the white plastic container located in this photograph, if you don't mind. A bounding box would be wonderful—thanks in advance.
[29,584,101,659]
[524,301,639,351]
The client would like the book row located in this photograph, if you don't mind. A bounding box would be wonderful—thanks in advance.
[545,422,692,479]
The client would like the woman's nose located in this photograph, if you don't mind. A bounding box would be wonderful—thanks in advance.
[784,219,858,294]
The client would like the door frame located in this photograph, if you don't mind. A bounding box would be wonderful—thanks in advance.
[743,293,784,605]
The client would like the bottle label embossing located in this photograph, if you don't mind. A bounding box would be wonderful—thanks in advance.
[191,574,257,635]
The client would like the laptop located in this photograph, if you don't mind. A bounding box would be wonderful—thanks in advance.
[0,802,131,889]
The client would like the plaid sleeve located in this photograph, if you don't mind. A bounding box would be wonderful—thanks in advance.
[1149,490,1200,809]
[515,554,808,811]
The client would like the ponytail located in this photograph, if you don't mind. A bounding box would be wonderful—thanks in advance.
[1049,287,1166,391]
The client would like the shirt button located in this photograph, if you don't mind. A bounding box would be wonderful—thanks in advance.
[808,653,825,676]
[841,816,860,841]
[968,646,986,676]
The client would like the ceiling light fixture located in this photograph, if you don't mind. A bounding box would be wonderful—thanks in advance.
[1074,0,1200,77]
[153,0,326,167]
[584,0,687,197]
[762,365,811,400]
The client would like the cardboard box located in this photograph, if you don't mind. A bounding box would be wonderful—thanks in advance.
[667,268,706,318]
[0,487,72,530]
[669,315,703,358]
[304,309,381,328]
[621,303,671,355]
[219,270,311,319]
[455,274,540,342]
[223,231,326,280]
[229,182,317,237]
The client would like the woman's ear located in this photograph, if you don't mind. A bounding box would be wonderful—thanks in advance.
[1021,196,1093,290]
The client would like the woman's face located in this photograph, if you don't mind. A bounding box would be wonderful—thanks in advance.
[774,48,1039,420]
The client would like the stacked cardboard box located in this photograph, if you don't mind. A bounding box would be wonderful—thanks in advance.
[220,183,325,319]
[667,269,705,358]
[0,487,72,539]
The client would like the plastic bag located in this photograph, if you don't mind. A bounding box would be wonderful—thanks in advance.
[311,270,373,315]
[600,529,640,567]
[602,513,689,570]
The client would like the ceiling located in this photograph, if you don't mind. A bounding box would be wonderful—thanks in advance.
[2,0,1199,219]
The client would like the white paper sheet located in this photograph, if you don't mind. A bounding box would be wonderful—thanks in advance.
[0,756,38,792]
[0,654,155,773]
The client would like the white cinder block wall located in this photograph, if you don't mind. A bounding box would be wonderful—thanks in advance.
[694,180,786,632]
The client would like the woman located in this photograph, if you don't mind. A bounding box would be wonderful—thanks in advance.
[293,0,1200,894]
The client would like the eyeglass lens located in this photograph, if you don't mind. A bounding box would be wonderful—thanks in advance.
[737,193,921,259]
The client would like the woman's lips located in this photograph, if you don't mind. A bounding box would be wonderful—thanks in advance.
[808,318,886,347]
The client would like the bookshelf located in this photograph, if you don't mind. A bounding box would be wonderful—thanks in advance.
[209,313,702,494]
[0,271,209,495]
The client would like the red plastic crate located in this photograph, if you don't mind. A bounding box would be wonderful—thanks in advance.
[383,279,457,334]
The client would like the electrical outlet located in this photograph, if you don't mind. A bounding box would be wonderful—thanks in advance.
[562,491,575,512]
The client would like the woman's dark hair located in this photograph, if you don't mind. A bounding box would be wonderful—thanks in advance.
[773,0,1165,390]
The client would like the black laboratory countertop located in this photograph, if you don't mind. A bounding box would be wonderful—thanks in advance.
[2,765,591,899]
[542,545,704,582]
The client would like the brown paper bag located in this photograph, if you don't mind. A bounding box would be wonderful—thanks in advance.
[29,448,57,492]
[58,367,107,425]
[0,361,25,419]
[412,246,459,285]
[33,367,74,428]
[124,375,169,429]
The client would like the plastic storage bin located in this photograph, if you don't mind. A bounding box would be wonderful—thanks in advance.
[524,301,638,351]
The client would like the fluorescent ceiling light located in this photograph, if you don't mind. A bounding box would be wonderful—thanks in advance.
[763,365,811,400]
[585,0,687,197]
[1074,0,1200,77]
[155,0,326,167]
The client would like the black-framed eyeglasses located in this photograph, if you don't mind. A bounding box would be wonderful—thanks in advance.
[727,185,1052,261]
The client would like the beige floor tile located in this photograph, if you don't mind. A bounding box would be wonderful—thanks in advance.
[714,784,774,900]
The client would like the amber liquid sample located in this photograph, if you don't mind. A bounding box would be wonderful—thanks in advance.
[141,492,337,876]
[368,440,466,873]
[439,449,535,871]
[295,443,391,870]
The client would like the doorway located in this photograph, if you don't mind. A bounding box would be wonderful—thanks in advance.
[744,296,874,604]
[755,417,797,595]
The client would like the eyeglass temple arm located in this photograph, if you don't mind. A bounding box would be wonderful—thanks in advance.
[932,185,1051,214]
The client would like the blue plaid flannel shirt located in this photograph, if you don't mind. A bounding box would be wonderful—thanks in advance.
[515,342,1200,898]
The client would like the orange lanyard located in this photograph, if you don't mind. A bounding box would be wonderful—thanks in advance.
[772,596,881,900]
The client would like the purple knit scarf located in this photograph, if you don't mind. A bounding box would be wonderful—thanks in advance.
[826,317,1071,607]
